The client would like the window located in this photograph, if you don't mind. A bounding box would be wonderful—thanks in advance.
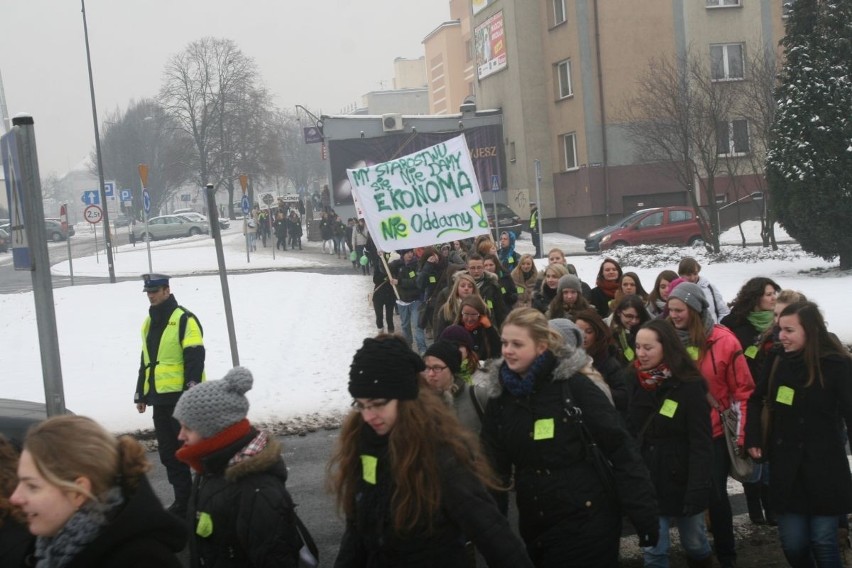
[638,212,664,229]
[669,210,693,223]
[706,0,741,7]
[711,43,744,80]
[561,133,578,170]
[553,0,566,25]
[556,59,573,99]
[717,119,751,156]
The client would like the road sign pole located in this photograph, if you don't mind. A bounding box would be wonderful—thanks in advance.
[491,191,500,240]
[61,203,74,286]
[534,160,544,258]
[11,116,67,416]
[240,174,250,263]
[93,222,99,263]
[138,164,152,274]
[205,183,239,367]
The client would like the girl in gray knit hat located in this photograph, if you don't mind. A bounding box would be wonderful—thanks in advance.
[666,281,755,568]
[173,367,309,568]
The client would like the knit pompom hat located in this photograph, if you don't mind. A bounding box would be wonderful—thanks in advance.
[173,367,253,438]
[349,336,424,400]
[548,318,583,350]
[557,274,583,295]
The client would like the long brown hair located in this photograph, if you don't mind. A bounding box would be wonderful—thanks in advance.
[440,273,480,322]
[779,301,849,388]
[328,388,501,534]
[574,309,613,360]
[0,436,24,527]
[639,320,704,382]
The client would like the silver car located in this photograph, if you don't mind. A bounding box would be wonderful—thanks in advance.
[132,214,209,241]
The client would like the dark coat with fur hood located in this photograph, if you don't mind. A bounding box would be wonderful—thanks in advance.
[480,347,658,568]
[187,430,302,568]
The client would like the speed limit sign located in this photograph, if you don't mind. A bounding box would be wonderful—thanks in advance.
[84,204,103,224]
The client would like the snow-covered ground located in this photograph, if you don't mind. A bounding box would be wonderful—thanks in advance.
[0,220,848,434]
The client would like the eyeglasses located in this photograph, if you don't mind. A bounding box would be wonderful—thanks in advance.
[424,364,448,374]
[351,399,390,413]
[620,312,640,322]
[461,312,480,319]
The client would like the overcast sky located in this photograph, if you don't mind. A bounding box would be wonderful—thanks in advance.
[1,0,449,177]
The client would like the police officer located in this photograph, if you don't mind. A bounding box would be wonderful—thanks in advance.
[135,273,205,517]
[529,202,541,258]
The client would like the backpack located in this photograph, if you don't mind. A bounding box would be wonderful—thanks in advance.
[283,491,318,567]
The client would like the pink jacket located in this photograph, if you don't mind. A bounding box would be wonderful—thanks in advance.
[698,325,755,444]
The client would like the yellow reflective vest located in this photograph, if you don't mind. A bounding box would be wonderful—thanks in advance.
[141,308,204,396]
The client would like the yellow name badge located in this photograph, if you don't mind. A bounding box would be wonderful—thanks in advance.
[408,271,416,278]
[508,257,515,264]
[517,286,525,294]
[533,418,555,440]
[429,276,437,283]
[660,399,678,418]
[487,300,494,309]
[196,512,213,538]
[776,385,795,406]
[686,346,700,361]
[624,347,635,362]
[744,345,759,359]
[361,455,378,485]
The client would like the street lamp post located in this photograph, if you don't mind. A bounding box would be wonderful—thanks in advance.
[80,0,116,283]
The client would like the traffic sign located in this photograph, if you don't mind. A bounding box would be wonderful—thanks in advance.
[120,189,132,201]
[81,190,100,205]
[143,189,151,214]
[103,181,115,199]
[241,195,250,215]
[84,205,103,224]
[491,174,500,192]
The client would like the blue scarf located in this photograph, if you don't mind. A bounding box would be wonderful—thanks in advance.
[499,351,556,397]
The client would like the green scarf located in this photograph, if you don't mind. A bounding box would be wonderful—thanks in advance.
[747,310,775,333]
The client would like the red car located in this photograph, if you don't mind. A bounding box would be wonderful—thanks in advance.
[586,206,707,251]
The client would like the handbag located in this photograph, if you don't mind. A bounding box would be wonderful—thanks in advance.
[560,379,618,501]
[719,406,756,483]
[294,511,319,568]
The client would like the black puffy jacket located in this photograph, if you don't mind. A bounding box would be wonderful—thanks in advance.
[334,425,533,568]
[187,430,302,568]
[63,476,186,568]
[480,347,658,567]
[624,369,712,517]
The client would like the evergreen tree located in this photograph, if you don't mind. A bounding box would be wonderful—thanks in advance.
[766,0,852,267]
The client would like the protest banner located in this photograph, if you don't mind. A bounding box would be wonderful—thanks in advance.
[347,134,491,251]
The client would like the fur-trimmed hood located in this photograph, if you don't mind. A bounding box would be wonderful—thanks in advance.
[224,433,286,483]
[476,345,589,399]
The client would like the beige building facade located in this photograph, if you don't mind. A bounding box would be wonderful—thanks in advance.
[438,0,787,235]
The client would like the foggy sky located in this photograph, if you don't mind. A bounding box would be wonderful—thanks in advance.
[0,0,449,177]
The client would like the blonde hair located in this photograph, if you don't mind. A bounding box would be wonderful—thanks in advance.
[543,263,569,283]
[502,307,564,352]
[441,273,481,322]
[23,415,150,502]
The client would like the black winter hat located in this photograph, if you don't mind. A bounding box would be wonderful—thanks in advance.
[423,340,462,374]
[349,336,424,400]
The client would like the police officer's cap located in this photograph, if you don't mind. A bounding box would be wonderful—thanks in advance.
[141,273,170,292]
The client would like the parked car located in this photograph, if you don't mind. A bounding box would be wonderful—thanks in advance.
[0,398,74,449]
[44,219,75,242]
[113,214,133,228]
[178,211,229,230]
[485,203,524,239]
[584,206,707,252]
[132,214,209,242]
[0,228,8,253]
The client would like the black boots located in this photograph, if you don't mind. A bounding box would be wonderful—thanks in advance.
[744,482,766,525]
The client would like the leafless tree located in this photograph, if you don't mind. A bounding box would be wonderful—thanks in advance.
[621,48,743,252]
[94,99,194,218]
[159,37,261,217]
[269,109,325,195]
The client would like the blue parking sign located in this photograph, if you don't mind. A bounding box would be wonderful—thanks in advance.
[241,195,250,215]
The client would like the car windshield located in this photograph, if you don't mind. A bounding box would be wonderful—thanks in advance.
[618,211,648,227]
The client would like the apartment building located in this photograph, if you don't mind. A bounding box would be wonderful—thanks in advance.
[439,0,786,235]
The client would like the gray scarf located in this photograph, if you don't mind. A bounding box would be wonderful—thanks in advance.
[675,310,716,350]
[35,487,124,568]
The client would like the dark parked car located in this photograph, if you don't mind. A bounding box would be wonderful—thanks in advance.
[585,206,707,252]
[113,214,133,228]
[485,203,524,239]
[44,219,75,242]
[0,398,72,449]
[0,228,8,253]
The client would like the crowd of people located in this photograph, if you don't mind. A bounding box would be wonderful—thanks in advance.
[1,228,851,568]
